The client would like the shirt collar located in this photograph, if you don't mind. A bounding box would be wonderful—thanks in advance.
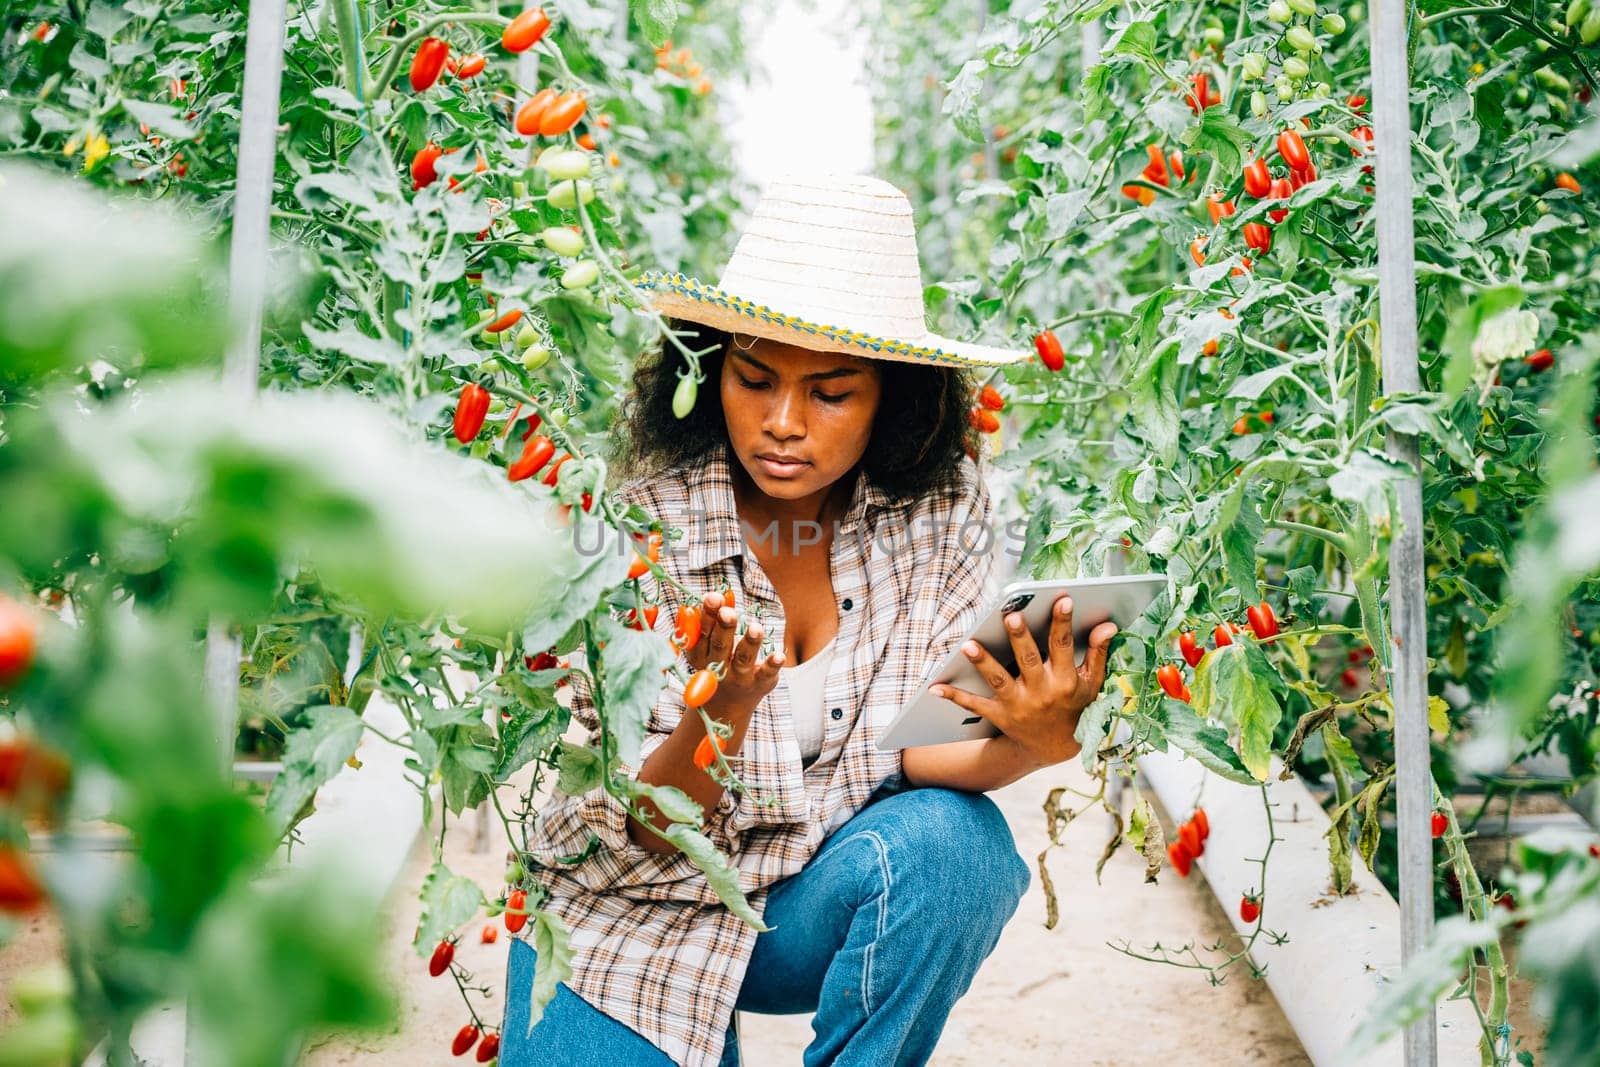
[679,442,898,572]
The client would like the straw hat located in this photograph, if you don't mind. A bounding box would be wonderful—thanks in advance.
[631,173,1029,369]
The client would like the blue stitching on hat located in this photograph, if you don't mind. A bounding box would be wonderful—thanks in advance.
[630,271,1011,367]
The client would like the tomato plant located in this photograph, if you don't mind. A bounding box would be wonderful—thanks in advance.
[867,0,1600,1057]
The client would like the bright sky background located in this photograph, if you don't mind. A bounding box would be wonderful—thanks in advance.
[722,0,876,194]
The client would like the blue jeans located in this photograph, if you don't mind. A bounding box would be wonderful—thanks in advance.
[501,786,1030,1066]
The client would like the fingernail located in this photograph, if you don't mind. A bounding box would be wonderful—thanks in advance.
[1060,598,1072,615]
[1007,613,1023,630]
[964,642,980,658]
[931,685,945,698]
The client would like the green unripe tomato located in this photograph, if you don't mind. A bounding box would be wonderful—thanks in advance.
[1251,90,1270,118]
[672,374,698,418]
[515,324,539,350]
[1347,2,1365,19]
[1289,0,1317,14]
[560,259,600,289]
[1534,66,1572,92]
[1311,81,1331,98]
[1286,25,1317,53]
[1567,0,1590,28]
[1203,26,1226,47]
[1267,0,1292,21]
[1583,8,1600,42]
[1275,74,1295,97]
[538,148,592,181]
[488,397,506,414]
[1283,56,1311,79]
[1321,12,1346,33]
[477,308,496,325]
[512,179,528,200]
[539,226,585,256]
[1242,52,1269,80]
[521,344,552,371]
[505,862,525,883]
[547,179,596,209]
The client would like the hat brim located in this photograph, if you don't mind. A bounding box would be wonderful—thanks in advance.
[632,272,1030,369]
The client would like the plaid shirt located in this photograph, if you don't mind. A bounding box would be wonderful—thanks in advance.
[525,442,998,1067]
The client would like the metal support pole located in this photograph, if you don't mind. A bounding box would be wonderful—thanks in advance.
[203,0,287,772]
[1368,3,1434,1064]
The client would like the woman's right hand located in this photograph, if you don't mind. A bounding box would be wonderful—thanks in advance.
[681,591,784,718]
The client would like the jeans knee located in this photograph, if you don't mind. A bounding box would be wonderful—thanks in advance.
[883,788,1029,909]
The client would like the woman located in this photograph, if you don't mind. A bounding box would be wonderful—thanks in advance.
[503,174,1119,1067]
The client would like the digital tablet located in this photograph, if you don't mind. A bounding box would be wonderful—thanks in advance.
[875,574,1168,751]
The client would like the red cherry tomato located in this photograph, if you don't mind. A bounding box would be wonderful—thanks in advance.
[504,889,528,933]
[1179,820,1204,858]
[1034,330,1065,371]
[693,733,724,771]
[1269,177,1294,223]
[411,142,445,190]
[1178,630,1205,668]
[1244,222,1273,253]
[1193,807,1210,841]
[452,1025,480,1057]
[502,7,551,53]
[429,939,455,977]
[409,37,450,93]
[515,88,559,136]
[507,435,556,482]
[1246,601,1279,640]
[1167,840,1193,877]
[538,92,588,136]
[1239,894,1262,923]
[684,669,719,709]
[671,604,702,651]
[1156,664,1187,701]
[0,597,38,689]
[1243,158,1272,199]
[475,1032,501,1063]
[1431,812,1448,838]
[1276,128,1311,171]
[1213,624,1235,648]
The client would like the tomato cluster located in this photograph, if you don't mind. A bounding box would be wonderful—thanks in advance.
[1166,807,1210,878]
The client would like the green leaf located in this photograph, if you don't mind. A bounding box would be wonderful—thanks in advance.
[497,699,569,780]
[0,164,228,385]
[1440,284,1523,397]
[944,59,987,143]
[1328,450,1413,522]
[439,724,494,815]
[624,779,703,825]
[1185,108,1253,174]
[1221,493,1266,605]
[413,863,485,957]
[302,323,404,367]
[662,823,768,931]
[1156,699,1258,785]
[1075,691,1118,772]
[590,615,675,766]
[265,705,364,836]
[526,909,574,1033]
[1192,642,1283,781]
[632,0,678,48]
[555,742,603,795]
[1105,19,1157,66]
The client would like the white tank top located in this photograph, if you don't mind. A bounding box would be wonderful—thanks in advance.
[783,634,837,766]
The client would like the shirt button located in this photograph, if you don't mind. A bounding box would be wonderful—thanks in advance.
[841,597,854,611]
[831,707,844,721]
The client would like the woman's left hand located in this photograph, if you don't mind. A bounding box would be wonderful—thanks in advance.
[930,595,1118,771]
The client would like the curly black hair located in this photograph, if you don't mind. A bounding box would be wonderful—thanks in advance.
[609,319,979,504]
